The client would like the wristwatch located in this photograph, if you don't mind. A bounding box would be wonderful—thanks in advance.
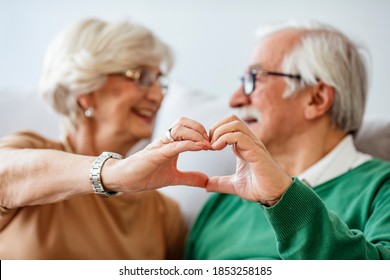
[89,151,123,197]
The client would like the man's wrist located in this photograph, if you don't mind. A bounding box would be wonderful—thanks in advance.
[258,197,281,207]
[258,176,293,207]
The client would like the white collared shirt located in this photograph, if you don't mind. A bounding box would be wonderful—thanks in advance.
[298,135,372,187]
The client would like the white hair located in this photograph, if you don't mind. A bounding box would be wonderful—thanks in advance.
[256,20,370,134]
[39,18,173,132]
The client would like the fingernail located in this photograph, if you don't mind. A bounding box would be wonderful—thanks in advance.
[196,142,208,149]
[208,129,213,139]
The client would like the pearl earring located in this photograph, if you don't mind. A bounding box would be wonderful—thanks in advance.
[84,107,94,118]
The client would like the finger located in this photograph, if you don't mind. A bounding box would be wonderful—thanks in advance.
[161,130,174,144]
[209,131,239,151]
[209,115,255,145]
[173,140,211,153]
[210,119,252,145]
[205,175,235,194]
[209,114,239,140]
[211,130,257,152]
[171,126,210,147]
[172,170,209,187]
[171,117,209,141]
[152,139,210,158]
[157,126,210,147]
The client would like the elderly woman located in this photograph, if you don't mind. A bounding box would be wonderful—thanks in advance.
[0,18,209,259]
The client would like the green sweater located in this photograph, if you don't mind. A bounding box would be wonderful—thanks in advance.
[185,159,390,259]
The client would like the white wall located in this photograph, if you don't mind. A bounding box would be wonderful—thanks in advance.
[1,0,389,118]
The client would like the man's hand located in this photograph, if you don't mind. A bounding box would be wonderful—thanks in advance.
[206,115,292,205]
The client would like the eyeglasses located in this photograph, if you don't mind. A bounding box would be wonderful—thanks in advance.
[122,68,168,94]
[240,68,301,95]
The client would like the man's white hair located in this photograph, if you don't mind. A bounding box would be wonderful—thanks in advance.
[256,20,370,134]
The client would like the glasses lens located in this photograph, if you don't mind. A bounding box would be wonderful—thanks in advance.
[158,76,169,95]
[124,69,168,94]
[138,70,168,92]
[241,73,254,95]
[138,70,155,87]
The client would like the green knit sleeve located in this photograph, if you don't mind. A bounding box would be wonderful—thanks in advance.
[263,177,390,259]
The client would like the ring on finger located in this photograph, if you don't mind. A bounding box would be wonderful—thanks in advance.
[165,127,175,142]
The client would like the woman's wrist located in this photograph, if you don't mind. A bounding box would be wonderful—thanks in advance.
[91,152,123,196]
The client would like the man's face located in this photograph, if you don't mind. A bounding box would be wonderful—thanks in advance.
[230,30,308,150]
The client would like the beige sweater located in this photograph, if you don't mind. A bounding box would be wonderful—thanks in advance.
[0,131,186,259]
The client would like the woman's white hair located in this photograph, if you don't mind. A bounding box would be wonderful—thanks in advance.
[256,20,370,134]
[39,18,173,132]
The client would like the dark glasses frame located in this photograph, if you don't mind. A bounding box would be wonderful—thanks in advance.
[241,68,301,95]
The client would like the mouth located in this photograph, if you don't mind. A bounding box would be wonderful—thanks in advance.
[237,107,262,125]
[243,117,258,125]
[132,107,156,123]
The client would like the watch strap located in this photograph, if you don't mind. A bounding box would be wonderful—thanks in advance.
[89,151,123,197]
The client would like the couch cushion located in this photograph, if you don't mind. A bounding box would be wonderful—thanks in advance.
[354,118,390,161]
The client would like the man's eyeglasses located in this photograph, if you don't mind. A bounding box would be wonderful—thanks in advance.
[122,68,168,94]
[240,69,301,95]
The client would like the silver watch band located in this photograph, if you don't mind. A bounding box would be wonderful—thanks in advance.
[89,152,123,197]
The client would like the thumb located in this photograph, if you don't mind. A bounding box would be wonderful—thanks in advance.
[173,171,209,187]
[205,175,235,194]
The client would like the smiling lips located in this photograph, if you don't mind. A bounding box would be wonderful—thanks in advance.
[237,106,262,125]
[133,108,156,123]
[244,118,258,124]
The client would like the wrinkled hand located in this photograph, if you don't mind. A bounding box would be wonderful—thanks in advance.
[206,115,292,204]
[106,115,292,204]
[105,117,211,192]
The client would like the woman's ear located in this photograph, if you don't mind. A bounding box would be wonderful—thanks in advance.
[77,93,96,118]
[304,82,335,120]
[77,93,95,111]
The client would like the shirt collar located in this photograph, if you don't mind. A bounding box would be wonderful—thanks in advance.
[298,135,372,187]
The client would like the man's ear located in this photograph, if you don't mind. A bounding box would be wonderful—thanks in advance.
[304,82,335,120]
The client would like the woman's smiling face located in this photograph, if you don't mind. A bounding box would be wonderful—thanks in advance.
[91,65,165,144]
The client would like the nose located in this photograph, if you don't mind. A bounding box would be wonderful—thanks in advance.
[229,86,250,108]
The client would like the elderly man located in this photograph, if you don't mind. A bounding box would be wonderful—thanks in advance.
[183,21,390,259]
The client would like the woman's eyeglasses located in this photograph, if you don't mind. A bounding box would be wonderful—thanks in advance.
[122,68,168,94]
[240,69,301,95]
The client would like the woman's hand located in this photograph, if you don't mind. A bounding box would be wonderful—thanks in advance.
[206,115,292,205]
[104,117,211,192]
